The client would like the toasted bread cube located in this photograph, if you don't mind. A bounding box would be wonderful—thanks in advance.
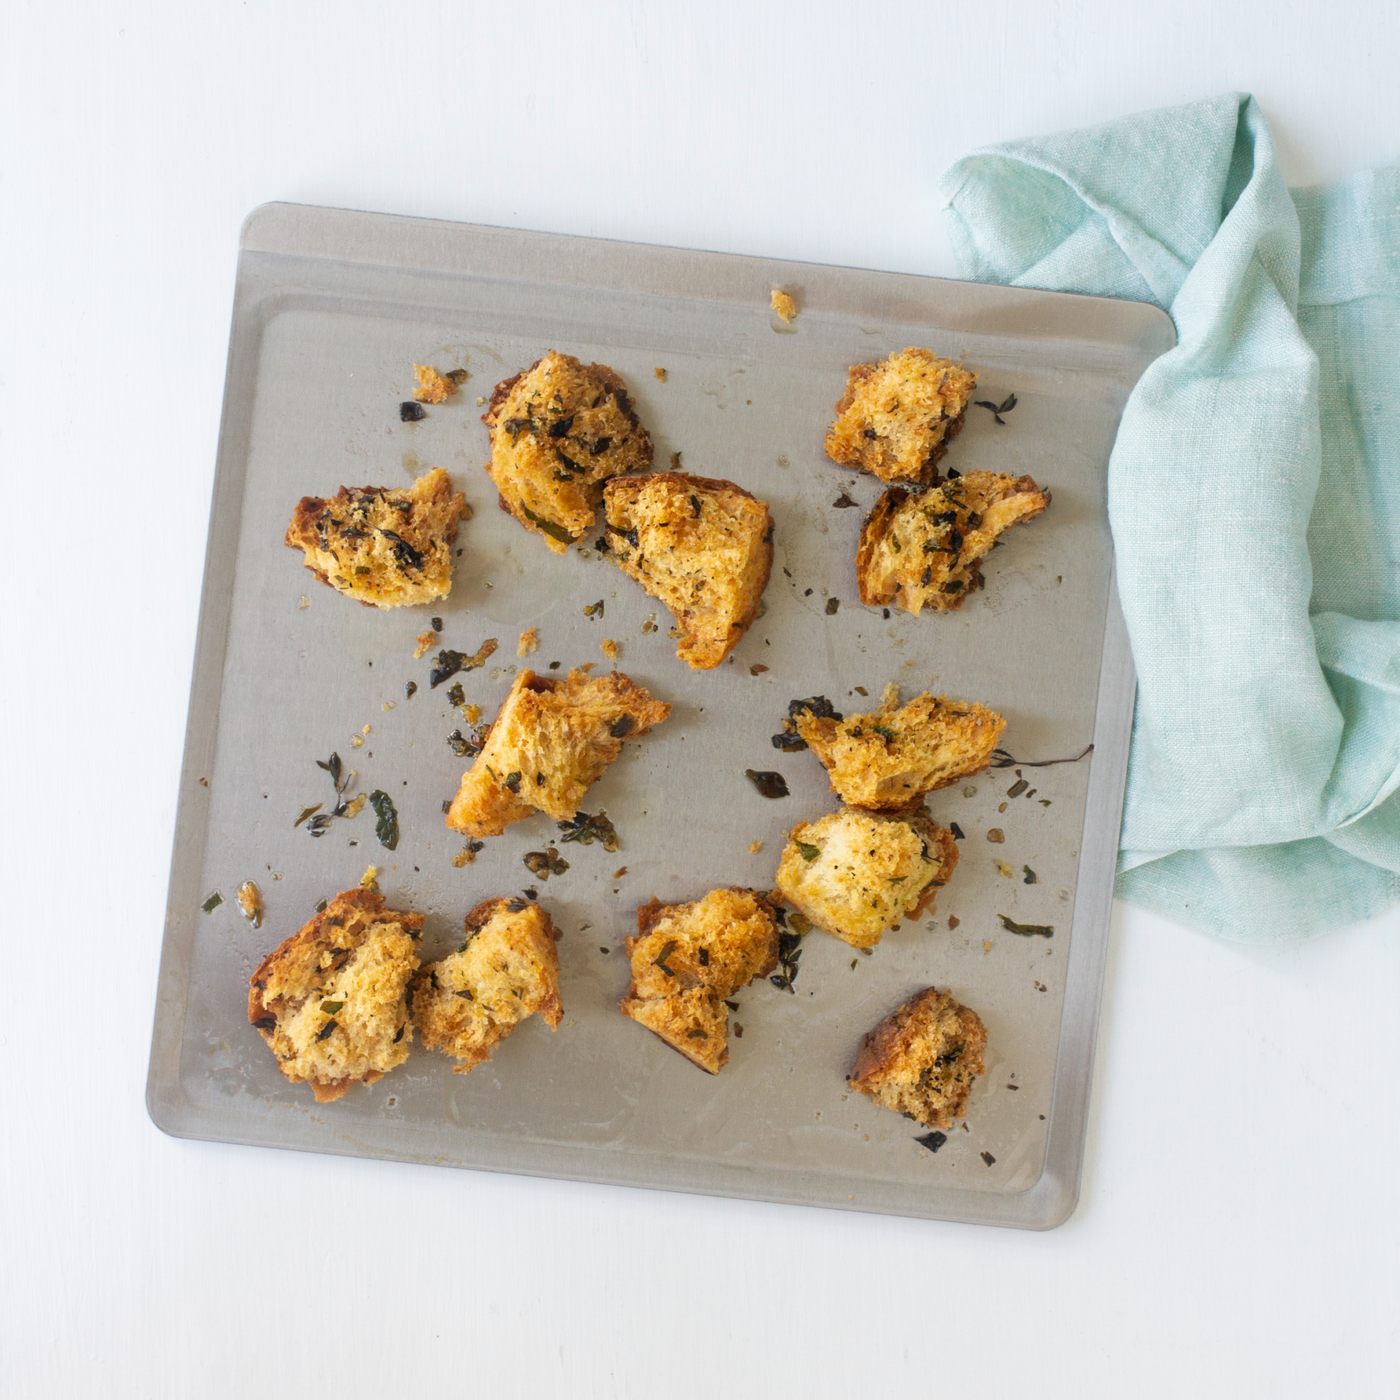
[825,348,978,484]
[774,806,958,949]
[445,667,671,838]
[601,472,774,669]
[247,888,421,1103]
[849,985,987,1129]
[484,351,652,553]
[411,897,563,1073]
[620,887,781,1073]
[856,471,1050,616]
[285,467,467,608]
[793,691,1005,810]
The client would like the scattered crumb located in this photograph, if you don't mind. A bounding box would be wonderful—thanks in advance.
[748,841,763,854]
[518,626,539,657]
[670,451,683,470]
[601,639,620,661]
[998,802,1008,812]
[962,785,977,797]
[236,881,262,928]
[984,940,992,954]
[613,866,628,879]
[653,367,667,382]
[451,842,483,867]
[298,596,309,610]
[994,860,1014,878]
[987,828,1005,843]
[642,615,658,634]
[749,664,769,675]
[476,396,486,406]
[382,701,396,712]
[464,703,480,724]
[415,629,438,658]
[360,865,380,892]
[947,915,960,930]
[342,794,367,819]
[770,288,797,323]
[362,725,372,735]
[880,682,900,709]
[413,364,456,403]
[351,735,364,748]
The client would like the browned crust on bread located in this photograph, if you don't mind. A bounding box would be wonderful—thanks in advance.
[601,471,773,670]
[619,887,780,1074]
[849,985,988,1129]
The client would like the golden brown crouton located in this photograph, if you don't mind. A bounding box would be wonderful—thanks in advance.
[445,668,670,838]
[285,467,467,608]
[411,897,563,1073]
[825,348,978,484]
[849,985,987,1129]
[793,690,1005,810]
[247,888,421,1103]
[856,470,1050,616]
[774,806,958,949]
[601,472,774,669]
[484,351,653,553]
[620,888,781,1073]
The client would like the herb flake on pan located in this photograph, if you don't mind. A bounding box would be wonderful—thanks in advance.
[825,597,840,615]
[973,392,1017,425]
[522,847,570,880]
[990,743,1093,769]
[769,926,805,993]
[832,493,859,509]
[368,790,399,850]
[201,891,223,913]
[445,681,465,707]
[771,729,808,751]
[294,803,323,829]
[429,637,498,687]
[1023,866,1038,884]
[399,401,426,422]
[1006,778,1028,798]
[556,810,620,852]
[583,599,605,620]
[745,769,789,799]
[949,822,965,840]
[999,914,1054,938]
[915,1130,948,1153]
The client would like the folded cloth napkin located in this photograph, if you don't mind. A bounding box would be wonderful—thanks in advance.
[939,93,1400,943]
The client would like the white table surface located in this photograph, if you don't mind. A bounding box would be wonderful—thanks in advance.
[4,3,1398,1396]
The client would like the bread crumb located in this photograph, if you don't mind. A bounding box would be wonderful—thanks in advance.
[451,844,479,867]
[381,701,396,712]
[518,626,539,657]
[653,367,667,382]
[298,596,309,610]
[880,682,900,709]
[360,865,380,891]
[464,703,480,724]
[351,735,364,748]
[236,881,262,928]
[771,289,797,323]
[415,630,438,659]
[601,638,619,661]
[987,828,1005,843]
[413,364,456,403]
[995,860,1014,878]
[748,840,763,854]
[362,725,372,735]
[984,940,992,954]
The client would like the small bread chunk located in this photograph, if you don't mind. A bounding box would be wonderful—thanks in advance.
[285,467,467,608]
[601,472,774,669]
[774,806,958,949]
[446,667,670,838]
[857,470,1050,616]
[484,351,653,553]
[794,691,1005,810]
[620,888,781,1073]
[247,888,421,1103]
[849,985,987,1129]
[825,348,978,484]
[411,897,563,1073]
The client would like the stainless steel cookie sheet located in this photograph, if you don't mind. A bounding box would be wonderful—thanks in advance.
[146,203,1173,1229]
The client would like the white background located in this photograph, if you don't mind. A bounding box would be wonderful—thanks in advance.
[4,3,1399,1396]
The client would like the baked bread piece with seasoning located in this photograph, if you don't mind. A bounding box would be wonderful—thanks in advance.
[849,985,987,1129]
[411,897,563,1073]
[857,470,1050,616]
[284,466,467,608]
[247,888,422,1103]
[601,472,774,669]
[484,351,653,553]
[791,690,1005,810]
[620,888,781,1074]
[774,806,958,949]
[446,667,671,838]
[825,348,978,484]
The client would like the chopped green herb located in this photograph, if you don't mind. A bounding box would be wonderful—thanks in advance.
[744,769,789,799]
[796,841,821,862]
[520,504,575,545]
[583,599,605,619]
[1023,866,1038,884]
[430,638,498,688]
[653,939,679,975]
[368,790,399,850]
[315,898,328,913]
[201,891,223,913]
[523,848,570,879]
[990,743,1093,769]
[320,1000,344,1014]
[998,914,1054,938]
[1006,778,1029,798]
[446,681,465,707]
[824,597,840,615]
[294,803,323,828]
[915,1130,947,1153]
[503,770,522,794]
[317,1018,338,1040]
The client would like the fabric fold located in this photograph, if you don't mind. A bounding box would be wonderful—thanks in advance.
[940,94,1400,941]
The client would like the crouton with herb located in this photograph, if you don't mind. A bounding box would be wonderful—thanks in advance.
[849,985,987,1129]
[793,690,1005,810]
[446,667,671,838]
[247,888,421,1103]
[601,472,774,669]
[411,897,562,1073]
[825,348,978,484]
[774,806,957,949]
[856,471,1049,616]
[484,351,652,553]
[285,466,467,608]
[620,888,781,1074]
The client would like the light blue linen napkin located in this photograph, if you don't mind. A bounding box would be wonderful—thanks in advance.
[939,93,1400,943]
